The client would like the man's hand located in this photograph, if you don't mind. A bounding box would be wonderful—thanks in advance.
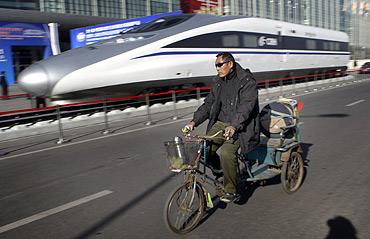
[182,121,195,134]
[223,126,236,140]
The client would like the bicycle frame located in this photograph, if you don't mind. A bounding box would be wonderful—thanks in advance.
[182,138,225,204]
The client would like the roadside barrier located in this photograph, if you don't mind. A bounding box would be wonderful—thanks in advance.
[0,70,368,143]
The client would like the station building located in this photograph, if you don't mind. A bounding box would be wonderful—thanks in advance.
[0,7,118,84]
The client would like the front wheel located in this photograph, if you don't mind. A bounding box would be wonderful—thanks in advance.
[281,151,304,194]
[164,182,205,234]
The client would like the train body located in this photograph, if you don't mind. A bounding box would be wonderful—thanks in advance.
[18,13,349,102]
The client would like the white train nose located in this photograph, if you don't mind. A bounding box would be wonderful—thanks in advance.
[18,64,49,97]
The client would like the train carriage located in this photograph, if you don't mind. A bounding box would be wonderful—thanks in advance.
[18,13,349,103]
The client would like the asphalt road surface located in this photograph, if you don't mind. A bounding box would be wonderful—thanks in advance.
[1,78,370,239]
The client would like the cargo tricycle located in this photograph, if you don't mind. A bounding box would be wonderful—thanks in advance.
[163,98,304,234]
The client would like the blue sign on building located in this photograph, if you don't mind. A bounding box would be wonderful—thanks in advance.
[0,22,51,85]
[70,11,182,48]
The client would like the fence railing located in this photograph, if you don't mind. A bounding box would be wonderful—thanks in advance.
[0,69,367,143]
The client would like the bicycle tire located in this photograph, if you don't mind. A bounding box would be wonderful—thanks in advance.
[164,182,205,234]
[281,151,304,194]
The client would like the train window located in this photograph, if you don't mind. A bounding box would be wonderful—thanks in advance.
[283,36,306,50]
[165,31,280,49]
[164,33,220,48]
[127,14,193,33]
[306,39,317,50]
[335,42,340,51]
[164,31,338,51]
[165,32,248,48]
[334,42,340,51]
[340,42,349,51]
[222,34,240,47]
[323,41,329,50]
[329,42,335,51]
[242,34,258,47]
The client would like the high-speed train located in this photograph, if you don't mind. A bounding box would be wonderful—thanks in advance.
[18,13,349,103]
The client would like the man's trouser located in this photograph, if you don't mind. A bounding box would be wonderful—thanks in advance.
[206,121,240,194]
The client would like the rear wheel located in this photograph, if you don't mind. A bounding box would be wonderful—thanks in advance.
[164,182,205,234]
[281,151,304,194]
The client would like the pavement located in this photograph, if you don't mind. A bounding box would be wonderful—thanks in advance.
[0,79,369,238]
[0,84,33,112]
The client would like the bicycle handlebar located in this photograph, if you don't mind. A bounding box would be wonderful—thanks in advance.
[197,130,224,139]
[183,130,225,141]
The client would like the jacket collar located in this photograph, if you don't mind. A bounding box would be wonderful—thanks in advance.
[234,63,249,84]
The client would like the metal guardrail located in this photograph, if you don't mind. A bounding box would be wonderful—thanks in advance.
[0,69,367,144]
[0,87,210,143]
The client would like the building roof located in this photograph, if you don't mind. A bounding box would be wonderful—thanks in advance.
[0,8,121,44]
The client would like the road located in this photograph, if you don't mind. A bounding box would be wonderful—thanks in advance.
[1,78,370,239]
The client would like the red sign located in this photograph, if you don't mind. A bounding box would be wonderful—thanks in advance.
[180,0,222,15]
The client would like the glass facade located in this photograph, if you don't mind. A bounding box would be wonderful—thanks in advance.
[0,0,39,10]
[0,0,368,58]
[151,0,169,15]
[41,0,180,19]
[65,0,96,16]
[223,0,370,59]
[0,0,40,10]
[126,0,147,18]
[98,0,122,18]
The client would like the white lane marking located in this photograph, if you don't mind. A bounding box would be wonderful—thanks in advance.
[345,99,365,107]
[0,117,192,161]
[0,190,113,234]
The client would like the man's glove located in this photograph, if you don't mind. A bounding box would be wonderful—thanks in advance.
[182,121,195,135]
[223,126,236,140]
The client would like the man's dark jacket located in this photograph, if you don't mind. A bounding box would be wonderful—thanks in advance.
[192,63,260,154]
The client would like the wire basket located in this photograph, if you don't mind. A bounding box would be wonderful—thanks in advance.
[164,140,200,172]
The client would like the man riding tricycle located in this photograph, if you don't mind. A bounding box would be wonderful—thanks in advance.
[163,52,305,234]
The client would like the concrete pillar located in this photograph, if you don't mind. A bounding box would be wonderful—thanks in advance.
[48,23,61,55]
[279,0,284,21]
[168,0,172,12]
[146,0,151,15]
[121,0,127,18]
[92,0,98,16]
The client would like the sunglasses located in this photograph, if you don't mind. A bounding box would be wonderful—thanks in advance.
[215,61,230,68]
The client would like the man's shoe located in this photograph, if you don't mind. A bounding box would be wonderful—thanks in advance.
[220,193,237,203]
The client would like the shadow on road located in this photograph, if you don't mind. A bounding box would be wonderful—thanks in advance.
[196,197,227,229]
[73,173,176,239]
[0,137,57,156]
[301,113,350,118]
[300,142,313,185]
[325,216,358,239]
[0,111,194,157]
[300,142,312,165]
[234,181,259,205]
